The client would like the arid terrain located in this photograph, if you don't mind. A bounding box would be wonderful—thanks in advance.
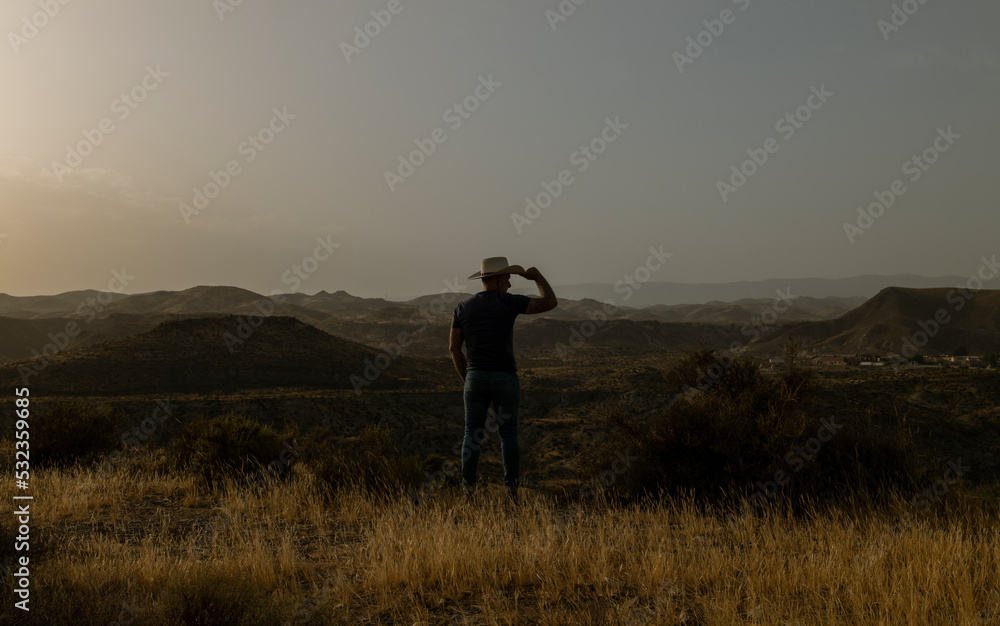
[1,285,999,624]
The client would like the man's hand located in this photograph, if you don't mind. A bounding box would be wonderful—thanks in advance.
[523,267,541,281]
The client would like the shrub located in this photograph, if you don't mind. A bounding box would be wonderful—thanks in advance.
[3,567,135,626]
[8,401,126,467]
[155,568,287,626]
[298,423,424,498]
[165,413,295,484]
[582,341,928,508]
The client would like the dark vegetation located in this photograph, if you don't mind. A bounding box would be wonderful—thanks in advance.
[581,342,930,509]
[27,401,126,468]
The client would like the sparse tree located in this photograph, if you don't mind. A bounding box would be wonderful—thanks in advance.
[783,336,802,370]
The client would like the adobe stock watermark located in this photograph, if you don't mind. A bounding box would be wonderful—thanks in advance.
[75,270,135,323]
[17,267,135,384]
[892,458,971,537]
[91,399,179,473]
[907,458,970,517]
[579,450,639,502]
[679,288,797,399]
[716,84,833,202]
[281,589,330,626]
[384,74,500,193]
[105,602,138,626]
[555,245,671,361]
[895,254,998,368]
[744,417,844,514]
[222,234,340,352]
[341,0,415,63]
[248,438,305,491]
[877,0,931,41]
[45,65,169,183]
[180,107,297,223]
[870,457,971,553]
[7,0,74,55]
[739,288,797,343]
[585,292,798,463]
[544,0,590,31]
[351,277,467,393]
[409,404,516,505]
[511,116,628,234]
[672,0,753,73]
[843,126,959,244]
[213,0,247,23]
[408,459,460,506]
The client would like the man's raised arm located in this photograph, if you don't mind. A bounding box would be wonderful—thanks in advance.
[522,267,557,315]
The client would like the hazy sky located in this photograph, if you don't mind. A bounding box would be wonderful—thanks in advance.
[1,0,997,299]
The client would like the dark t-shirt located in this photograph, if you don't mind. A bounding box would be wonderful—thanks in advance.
[451,291,531,374]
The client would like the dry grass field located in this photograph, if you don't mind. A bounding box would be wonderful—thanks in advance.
[2,456,999,625]
[3,350,1000,625]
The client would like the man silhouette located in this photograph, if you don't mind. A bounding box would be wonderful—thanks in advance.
[449,257,558,502]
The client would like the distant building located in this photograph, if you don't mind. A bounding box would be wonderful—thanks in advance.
[944,355,976,367]
[884,355,909,366]
[814,356,847,366]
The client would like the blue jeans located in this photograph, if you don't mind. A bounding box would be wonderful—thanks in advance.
[461,370,520,493]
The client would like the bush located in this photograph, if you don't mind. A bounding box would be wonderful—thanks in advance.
[2,567,135,626]
[155,568,287,626]
[165,413,295,484]
[582,341,928,508]
[8,401,126,467]
[298,423,425,498]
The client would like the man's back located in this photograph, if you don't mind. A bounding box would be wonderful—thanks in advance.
[451,291,531,374]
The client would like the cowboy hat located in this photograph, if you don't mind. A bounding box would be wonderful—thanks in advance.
[467,257,525,280]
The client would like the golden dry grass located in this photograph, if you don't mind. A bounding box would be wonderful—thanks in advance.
[3,457,999,626]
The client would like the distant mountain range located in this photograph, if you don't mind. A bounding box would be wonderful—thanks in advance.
[1,284,997,394]
[0,284,869,323]
[1,275,962,319]
[0,285,864,365]
[549,274,968,308]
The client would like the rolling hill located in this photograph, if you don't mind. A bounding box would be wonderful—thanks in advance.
[89,285,329,324]
[3,286,998,376]
[755,287,1000,355]
[0,290,129,319]
[0,315,448,396]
